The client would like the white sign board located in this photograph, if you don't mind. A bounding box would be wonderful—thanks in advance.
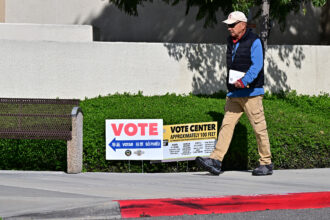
[106,119,163,160]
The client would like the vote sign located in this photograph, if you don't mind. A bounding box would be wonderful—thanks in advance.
[106,119,163,160]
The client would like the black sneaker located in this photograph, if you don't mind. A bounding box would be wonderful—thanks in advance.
[195,157,222,175]
[252,163,273,176]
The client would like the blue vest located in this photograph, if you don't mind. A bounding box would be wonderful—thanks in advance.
[226,29,264,92]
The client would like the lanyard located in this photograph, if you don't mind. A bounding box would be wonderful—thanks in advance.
[232,42,240,62]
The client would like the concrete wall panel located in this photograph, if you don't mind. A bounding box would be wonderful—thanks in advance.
[0,40,328,99]
[265,45,329,95]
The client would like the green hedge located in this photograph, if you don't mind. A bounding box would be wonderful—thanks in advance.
[0,91,329,172]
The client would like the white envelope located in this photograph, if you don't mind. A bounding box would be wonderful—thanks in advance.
[229,69,245,84]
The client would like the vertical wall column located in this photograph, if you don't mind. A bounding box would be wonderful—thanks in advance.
[0,0,5,22]
[67,107,83,174]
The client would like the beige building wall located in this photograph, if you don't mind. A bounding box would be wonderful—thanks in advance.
[320,1,330,44]
[2,0,326,45]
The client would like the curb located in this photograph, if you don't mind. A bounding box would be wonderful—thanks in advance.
[117,191,330,218]
[4,201,121,220]
[3,192,330,219]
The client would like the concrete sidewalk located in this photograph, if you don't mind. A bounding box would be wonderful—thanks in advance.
[0,168,329,219]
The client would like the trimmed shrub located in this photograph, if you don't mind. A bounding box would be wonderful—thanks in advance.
[0,91,329,172]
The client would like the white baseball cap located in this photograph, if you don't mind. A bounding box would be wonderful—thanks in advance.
[222,11,247,24]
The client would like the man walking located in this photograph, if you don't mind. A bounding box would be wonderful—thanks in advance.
[196,11,273,176]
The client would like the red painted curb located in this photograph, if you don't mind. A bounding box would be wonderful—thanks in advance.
[118,191,330,218]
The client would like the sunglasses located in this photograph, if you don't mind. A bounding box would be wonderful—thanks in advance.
[227,22,240,28]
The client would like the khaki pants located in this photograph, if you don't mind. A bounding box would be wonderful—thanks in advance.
[210,95,272,165]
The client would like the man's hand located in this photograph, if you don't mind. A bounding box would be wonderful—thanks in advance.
[234,79,245,88]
